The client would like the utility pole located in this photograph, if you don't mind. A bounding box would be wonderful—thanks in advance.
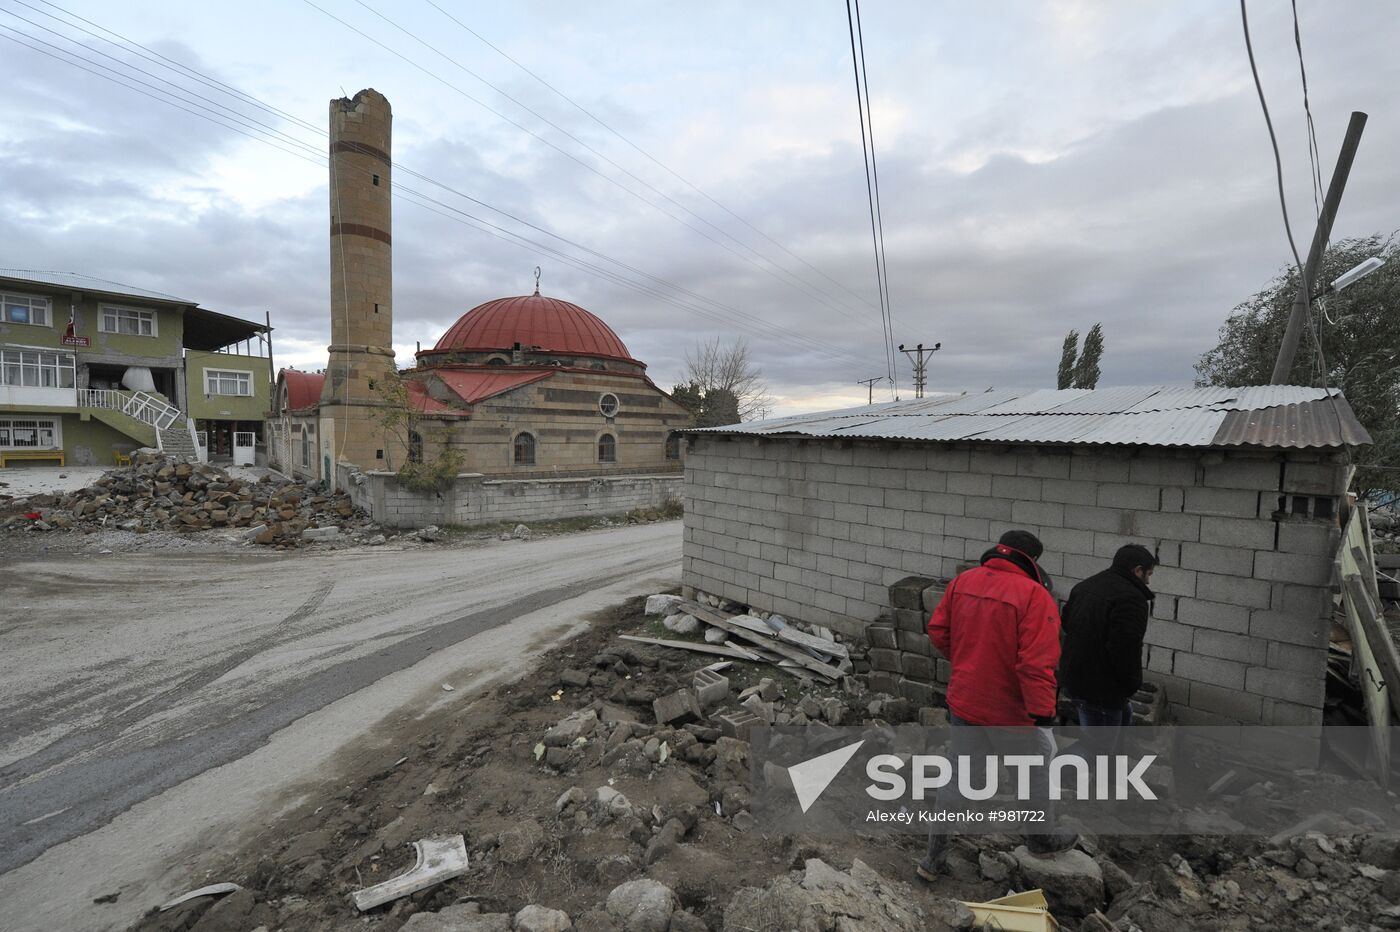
[857,376,884,404]
[898,342,941,399]
[1270,111,1367,384]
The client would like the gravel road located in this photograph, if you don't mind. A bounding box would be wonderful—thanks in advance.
[0,520,681,932]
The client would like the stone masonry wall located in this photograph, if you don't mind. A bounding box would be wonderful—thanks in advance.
[339,462,681,529]
[681,434,1348,726]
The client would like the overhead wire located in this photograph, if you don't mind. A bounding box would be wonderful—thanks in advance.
[0,12,876,371]
[417,0,886,318]
[302,0,882,328]
[844,0,896,396]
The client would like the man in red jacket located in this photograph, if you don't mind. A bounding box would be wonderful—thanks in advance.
[917,530,1076,880]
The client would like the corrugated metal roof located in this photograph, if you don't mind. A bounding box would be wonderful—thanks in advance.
[0,269,195,305]
[690,385,1371,449]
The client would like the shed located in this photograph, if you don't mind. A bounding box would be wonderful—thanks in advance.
[681,385,1371,726]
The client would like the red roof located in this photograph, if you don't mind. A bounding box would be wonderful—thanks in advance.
[281,369,324,412]
[430,293,636,362]
[405,380,467,418]
[436,369,553,404]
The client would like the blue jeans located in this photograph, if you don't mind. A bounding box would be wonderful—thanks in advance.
[921,714,1059,871]
[1073,698,1133,760]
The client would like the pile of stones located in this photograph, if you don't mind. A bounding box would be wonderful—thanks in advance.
[9,453,374,547]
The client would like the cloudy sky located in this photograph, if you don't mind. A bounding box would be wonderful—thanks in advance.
[2,1,1396,416]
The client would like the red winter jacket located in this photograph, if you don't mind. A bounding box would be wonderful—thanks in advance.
[927,557,1062,726]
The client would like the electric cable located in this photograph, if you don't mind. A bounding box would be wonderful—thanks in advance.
[853,0,898,395]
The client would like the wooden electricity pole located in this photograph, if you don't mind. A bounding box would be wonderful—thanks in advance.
[1270,111,1367,384]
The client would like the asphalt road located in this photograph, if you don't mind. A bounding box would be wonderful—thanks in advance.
[0,521,681,932]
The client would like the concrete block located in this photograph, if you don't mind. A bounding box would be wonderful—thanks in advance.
[868,648,902,672]
[1198,516,1276,551]
[1245,666,1324,706]
[866,671,901,696]
[1096,483,1160,510]
[1069,453,1131,484]
[1132,510,1201,542]
[906,470,949,493]
[903,511,944,535]
[898,677,937,706]
[1125,456,1199,487]
[1152,595,1178,621]
[969,450,1018,476]
[1037,526,1095,556]
[1195,572,1271,609]
[1262,699,1323,727]
[1063,506,1134,535]
[716,709,764,742]
[1040,478,1098,506]
[1145,645,1175,674]
[1281,460,1347,495]
[964,497,1012,521]
[1183,487,1261,518]
[1180,542,1254,577]
[893,607,926,634]
[1249,610,1328,648]
[653,688,703,725]
[1192,629,1269,665]
[1203,457,1279,491]
[897,628,932,655]
[849,485,884,507]
[1253,551,1332,587]
[869,468,906,490]
[1174,653,1246,691]
[921,584,947,614]
[946,472,992,496]
[1011,499,1064,527]
[1016,451,1072,479]
[1265,641,1325,675]
[1144,620,1195,651]
[889,576,934,610]
[1276,522,1340,556]
[1188,682,1263,722]
[1148,565,1196,599]
[849,524,884,547]
[990,475,1042,500]
[945,514,990,540]
[1063,552,1105,583]
[901,652,933,680]
[692,669,730,707]
[883,529,923,552]
[928,448,970,472]
[921,492,966,516]
[1160,487,1185,512]
[1271,583,1333,617]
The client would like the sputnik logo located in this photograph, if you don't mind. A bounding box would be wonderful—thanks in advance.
[787,740,865,813]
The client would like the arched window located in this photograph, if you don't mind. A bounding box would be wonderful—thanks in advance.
[486,355,510,366]
[597,432,616,464]
[665,432,681,460]
[408,430,423,464]
[514,431,536,465]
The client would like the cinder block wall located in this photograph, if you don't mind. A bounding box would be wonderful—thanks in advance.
[339,463,681,529]
[682,435,1347,726]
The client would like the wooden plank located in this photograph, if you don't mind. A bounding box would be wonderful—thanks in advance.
[697,609,849,660]
[683,602,845,679]
[618,635,765,662]
[1343,574,1400,725]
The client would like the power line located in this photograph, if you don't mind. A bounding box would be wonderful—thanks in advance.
[0,16,877,371]
[418,0,886,318]
[302,0,880,327]
[1290,0,1325,219]
[853,0,898,394]
[844,0,896,395]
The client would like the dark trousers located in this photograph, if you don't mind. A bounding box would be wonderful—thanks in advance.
[1073,698,1133,759]
[920,714,1058,871]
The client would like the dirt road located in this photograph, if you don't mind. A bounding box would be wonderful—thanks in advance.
[0,521,681,932]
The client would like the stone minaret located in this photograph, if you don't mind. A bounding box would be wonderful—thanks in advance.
[321,88,394,470]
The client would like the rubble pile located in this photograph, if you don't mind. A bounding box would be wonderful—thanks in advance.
[134,593,1400,932]
[3,453,375,547]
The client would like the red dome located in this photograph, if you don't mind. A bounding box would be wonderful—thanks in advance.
[431,293,635,361]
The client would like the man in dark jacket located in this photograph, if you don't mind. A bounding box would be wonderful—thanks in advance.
[918,530,1074,880]
[1059,543,1157,756]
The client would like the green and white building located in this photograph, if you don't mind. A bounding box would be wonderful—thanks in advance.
[0,270,273,467]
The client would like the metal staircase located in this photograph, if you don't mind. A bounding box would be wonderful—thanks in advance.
[78,389,203,461]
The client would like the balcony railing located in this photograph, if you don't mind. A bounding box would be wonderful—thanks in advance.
[78,388,182,430]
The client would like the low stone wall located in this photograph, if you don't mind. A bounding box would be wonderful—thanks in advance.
[338,463,682,529]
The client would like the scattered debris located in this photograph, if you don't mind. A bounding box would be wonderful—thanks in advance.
[158,882,241,912]
[350,835,469,911]
[963,889,1059,931]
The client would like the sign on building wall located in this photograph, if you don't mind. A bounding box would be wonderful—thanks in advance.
[60,335,90,347]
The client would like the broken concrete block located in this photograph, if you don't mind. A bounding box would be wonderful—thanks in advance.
[301,525,340,541]
[513,905,570,932]
[889,575,935,611]
[418,525,445,542]
[559,668,590,688]
[1011,845,1104,917]
[866,625,897,650]
[741,693,775,723]
[595,786,634,819]
[921,584,947,614]
[820,697,846,725]
[717,709,764,742]
[401,905,511,932]
[241,523,268,541]
[702,627,727,644]
[692,668,729,707]
[662,612,700,635]
[653,688,702,725]
[351,835,469,911]
[645,594,683,617]
[918,707,950,727]
[543,709,598,747]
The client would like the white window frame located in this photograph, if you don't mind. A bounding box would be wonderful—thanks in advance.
[0,416,62,450]
[205,368,253,397]
[1,292,51,327]
[0,347,76,388]
[98,304,158,337]
[599,392,620,417]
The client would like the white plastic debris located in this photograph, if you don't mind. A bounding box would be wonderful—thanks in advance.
[441,684,455,692]
[350,835,469,911]
[159,883,241,912]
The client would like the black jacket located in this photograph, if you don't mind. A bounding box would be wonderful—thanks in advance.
[1058,566,1154,707]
